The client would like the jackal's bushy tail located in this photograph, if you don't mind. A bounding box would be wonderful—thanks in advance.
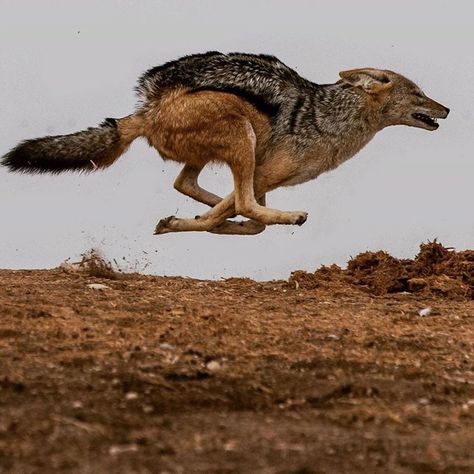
[1,116,141,174]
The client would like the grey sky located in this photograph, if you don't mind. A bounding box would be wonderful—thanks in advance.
[1,0,472,279]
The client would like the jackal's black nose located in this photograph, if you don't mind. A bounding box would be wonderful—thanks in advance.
[444,107,450,116]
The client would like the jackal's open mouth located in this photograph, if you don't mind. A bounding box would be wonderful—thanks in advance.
[412,113,439,129]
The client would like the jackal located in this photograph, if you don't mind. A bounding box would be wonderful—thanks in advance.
[2,52,449,235]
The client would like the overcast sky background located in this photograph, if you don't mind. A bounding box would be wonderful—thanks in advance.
[0,0,472,280]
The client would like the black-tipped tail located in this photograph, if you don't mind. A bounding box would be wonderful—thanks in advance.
[2,118,130,174]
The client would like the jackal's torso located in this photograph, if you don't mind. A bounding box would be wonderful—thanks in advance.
[137,52,380,184]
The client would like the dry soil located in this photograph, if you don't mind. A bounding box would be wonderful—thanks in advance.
[0,243,473,473]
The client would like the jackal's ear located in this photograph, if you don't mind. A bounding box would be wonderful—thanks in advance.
[339,68,392,95]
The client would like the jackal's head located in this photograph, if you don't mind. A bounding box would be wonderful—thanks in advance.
[339,68,449,131]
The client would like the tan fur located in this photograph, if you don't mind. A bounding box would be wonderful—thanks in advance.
[142,89,272,166]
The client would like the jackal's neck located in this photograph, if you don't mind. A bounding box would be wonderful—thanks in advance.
[278,82,383,177]
[279,82,382,148]
[312,83,382,136]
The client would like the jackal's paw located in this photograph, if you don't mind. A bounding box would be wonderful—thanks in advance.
[154,216,176,235]
[292,212,308,226]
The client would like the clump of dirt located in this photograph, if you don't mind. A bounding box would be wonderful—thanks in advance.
[290,241,474,299]
[59,248,121,279]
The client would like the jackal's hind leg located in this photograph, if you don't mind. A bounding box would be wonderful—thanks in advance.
[173,164,222,207]
[154,191,237,235]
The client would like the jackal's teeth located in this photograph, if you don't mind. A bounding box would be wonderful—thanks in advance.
[412,112,438,127]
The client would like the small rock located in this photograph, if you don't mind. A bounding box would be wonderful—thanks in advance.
[109,444,138,455]
[418,307,432,317]
[159,343,175,351]
[72,400,83,409]
[87,283,110,290]
[125,391,139,400]
[223,439,237,451]
[206,360,221,372]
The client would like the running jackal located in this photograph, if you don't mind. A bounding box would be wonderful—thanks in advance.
[2,52,449,235]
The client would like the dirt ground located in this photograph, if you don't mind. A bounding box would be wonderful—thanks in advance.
[0,243,473,474]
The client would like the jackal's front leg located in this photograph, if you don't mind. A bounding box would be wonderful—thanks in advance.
[207,220,265,235]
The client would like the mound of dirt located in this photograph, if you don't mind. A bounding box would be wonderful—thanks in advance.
[290,241,474,299]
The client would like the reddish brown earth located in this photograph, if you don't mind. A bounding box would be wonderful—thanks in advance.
[1,243,473,474]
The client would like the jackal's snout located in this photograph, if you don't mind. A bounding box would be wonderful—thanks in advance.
[410,97,450,131]
[389,78,450,131]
